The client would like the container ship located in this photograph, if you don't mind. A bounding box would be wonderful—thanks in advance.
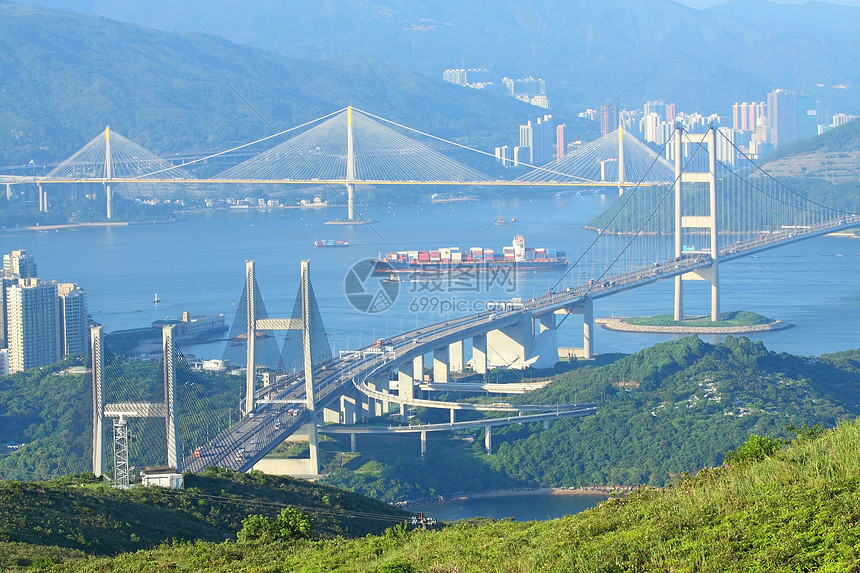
[314,239,349,248]
[376,235,566,274]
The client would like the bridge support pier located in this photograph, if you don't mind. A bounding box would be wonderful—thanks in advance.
[420,430,427,459]
[487,316,532,369]
[350,433,356,453]
[398,362,415,421]
[472,334,488,375]
[449,340,464,372]
[484,426,492,455]
[371,374,390,416]
[450,409,456,425]
[582,298,594,359]
[340,393,358,425]
[433,347,449,383]
[5,184,11,201]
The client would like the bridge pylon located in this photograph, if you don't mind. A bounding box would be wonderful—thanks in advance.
[241,259,323,476]
[672,125,720,322]
[91,324,181,478]
[104,126,113,220]
[346,106,356,221]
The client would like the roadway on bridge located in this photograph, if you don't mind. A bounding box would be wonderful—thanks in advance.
[185,214,860,473]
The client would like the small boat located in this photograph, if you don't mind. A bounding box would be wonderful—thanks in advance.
[496,216,506,226]
[154,293,160,303]
[510,216,516,223]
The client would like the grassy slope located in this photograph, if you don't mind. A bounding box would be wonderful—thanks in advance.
[27,419,860,572]
[0,467,408,570]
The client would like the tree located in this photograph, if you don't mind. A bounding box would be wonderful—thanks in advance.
[237,508,313,542]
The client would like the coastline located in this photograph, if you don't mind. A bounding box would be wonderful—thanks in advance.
[598,317,793,334]
[401,485,627,508]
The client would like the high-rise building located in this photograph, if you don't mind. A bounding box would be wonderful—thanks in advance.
[600,104,618,136]
[442,69,467,85]
[767,89,798,148]
[796,95,820,140]
[732,102,767,132]
[643,100,667,121]
[716,127,737,166]
[532,115,555,165]
[518,121,534,163]
[556,124,567,159]
[6,278,61,374]
[665,103,676,123]
[57,283,88,356]
[0,275,16,349]
[3,249,37,278]
[495,145,511,167]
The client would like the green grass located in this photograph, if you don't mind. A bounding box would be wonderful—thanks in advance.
[21,419,860,572]
[625,310,773,328]
[0,468,408,570]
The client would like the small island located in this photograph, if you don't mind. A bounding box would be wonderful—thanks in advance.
[600,310,792,334]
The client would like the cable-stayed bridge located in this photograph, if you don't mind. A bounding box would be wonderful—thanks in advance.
[10,106,674,221]
[86,122,860,482]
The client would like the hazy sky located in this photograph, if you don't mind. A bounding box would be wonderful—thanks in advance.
[679,0,860,6]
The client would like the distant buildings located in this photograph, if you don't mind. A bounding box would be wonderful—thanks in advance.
[496,114,560,167]
[2,250,89,374]
[442,68,550,108]
[767,89,798,148]
[600,104,618,136]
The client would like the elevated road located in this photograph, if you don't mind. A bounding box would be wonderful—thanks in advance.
[185,213,860,473]
[318,405,598,435]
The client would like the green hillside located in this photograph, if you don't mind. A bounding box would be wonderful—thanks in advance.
[9,418,860,572]
[21,0,860,115]
[0,3,541,168]
[4,338,859,504]
[323,336,860,500]
[0,467,409,570]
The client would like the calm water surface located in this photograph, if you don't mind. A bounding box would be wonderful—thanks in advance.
[418,491,609,522]
[4,192,858,358]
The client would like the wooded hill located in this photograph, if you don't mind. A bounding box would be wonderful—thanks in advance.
[0,2,541,168]
[310,336,860,500]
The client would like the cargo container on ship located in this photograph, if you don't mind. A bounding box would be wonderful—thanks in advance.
[376,235,566,274]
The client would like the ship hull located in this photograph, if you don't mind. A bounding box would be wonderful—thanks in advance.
[374,260,567,274]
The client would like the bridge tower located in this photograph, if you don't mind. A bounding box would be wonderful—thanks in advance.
[244,260,257,415]
[346,106,356,221]
[91,324,181,478]
[617,124,625,196]
[673,125,720,322]
[104,126,114,220]
[241,259,321,476]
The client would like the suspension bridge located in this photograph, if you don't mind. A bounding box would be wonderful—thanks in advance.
[82,117,860,484]
[6,106,673,221]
